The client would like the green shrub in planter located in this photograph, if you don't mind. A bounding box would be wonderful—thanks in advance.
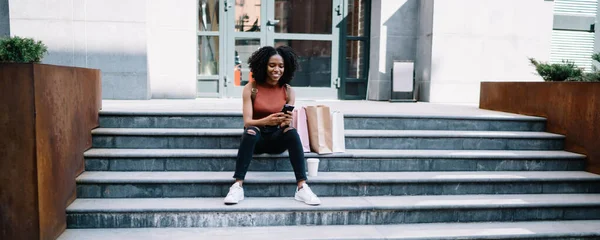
[0,36,48,63]
[562,53,600,82]
[577,72,600,82]
[593,53,600,63]
[529,58,583,82]
[583,53,600,82]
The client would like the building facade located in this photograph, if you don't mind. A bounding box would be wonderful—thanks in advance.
[550,0,598,71]
[1,0,596,104]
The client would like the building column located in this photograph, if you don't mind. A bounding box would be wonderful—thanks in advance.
[0,0,9,37]
[367,0,419,101]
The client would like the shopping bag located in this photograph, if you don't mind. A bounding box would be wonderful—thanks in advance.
[305,105,333,154]
[331,111,346,153]
[291,107,311,152]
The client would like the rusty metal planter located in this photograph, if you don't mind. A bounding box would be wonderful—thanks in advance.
[480,82,600,174]
[0,63,101,240]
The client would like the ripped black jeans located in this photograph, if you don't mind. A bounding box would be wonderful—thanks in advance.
[233,126,307,181]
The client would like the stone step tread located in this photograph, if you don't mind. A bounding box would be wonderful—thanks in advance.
[99,110,546,121]
[58,220,600,240]
[76,171,600,184]
[84,148,586,159]
[66,194,600,213]
[91,128,564,138]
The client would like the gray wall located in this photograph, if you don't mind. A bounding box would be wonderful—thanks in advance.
[370,0,553,104]
[8,0,150,100]
[417,0,553,104]
[147,0,197,99]
[0,0,8,36]
[368,0,419,101]
[415,0,434,102]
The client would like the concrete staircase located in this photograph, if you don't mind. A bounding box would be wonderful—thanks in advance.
[60,111,600,239]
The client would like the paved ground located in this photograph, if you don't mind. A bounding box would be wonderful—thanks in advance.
[59,220,600,240]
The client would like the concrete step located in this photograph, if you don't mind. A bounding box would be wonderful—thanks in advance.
[99,111,546,131]
[66,194,600,228]
[84,149,586,172]
[75,171,600,198]
[91,128,565,150]
[59,220,600,240]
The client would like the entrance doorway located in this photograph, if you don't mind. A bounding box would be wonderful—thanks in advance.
[196,0,369,99]
[224,0,342,99]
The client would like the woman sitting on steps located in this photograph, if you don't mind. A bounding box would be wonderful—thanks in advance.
[224,45,321,206]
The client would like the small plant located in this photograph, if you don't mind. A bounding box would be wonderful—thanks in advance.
[583,53,600,82]
[593,53,600,63]
[578,71,600,82]
[529,58,582,82]
[0,36,48,63]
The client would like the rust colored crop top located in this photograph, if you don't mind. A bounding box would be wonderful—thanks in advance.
[252,83,288,121]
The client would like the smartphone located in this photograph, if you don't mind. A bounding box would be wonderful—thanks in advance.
[281,104,295,113]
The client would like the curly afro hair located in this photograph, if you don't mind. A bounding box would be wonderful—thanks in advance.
[247,45,299,86]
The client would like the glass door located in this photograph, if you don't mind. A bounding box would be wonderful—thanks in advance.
[339,0,370,100]
[197,0,224,97]
[224,0,266,98]
[224,0,342,99]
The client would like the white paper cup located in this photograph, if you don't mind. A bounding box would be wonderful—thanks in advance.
[307,158,320,177]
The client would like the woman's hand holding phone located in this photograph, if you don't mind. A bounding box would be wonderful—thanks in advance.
[263,112,286,126]
[280,113,292,127]
[280,105,294,128]
[261,105,294,127]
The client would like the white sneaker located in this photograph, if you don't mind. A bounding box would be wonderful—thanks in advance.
[224,182,244,205]
[294,183,321,205]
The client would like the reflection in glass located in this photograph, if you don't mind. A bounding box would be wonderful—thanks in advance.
[235,0,261,32]
[347,0,366,36]
[234,38,261,86]
[275,0,332,34]
[346,40,365,79]
[198,36,219,75]
[198,0,220,31]
[345,82,366,96]
[275,40,331,87]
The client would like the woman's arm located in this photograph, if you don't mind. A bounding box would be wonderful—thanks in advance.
[287,86,296,105]
[242,84,262,127]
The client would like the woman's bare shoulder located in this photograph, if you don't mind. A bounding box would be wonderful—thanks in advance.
[242,83,254,96]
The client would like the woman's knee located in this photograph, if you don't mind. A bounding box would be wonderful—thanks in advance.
[282,126,297,135]
[243,126,261,139]
[282,127,301,142]
[245,126,260,134]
